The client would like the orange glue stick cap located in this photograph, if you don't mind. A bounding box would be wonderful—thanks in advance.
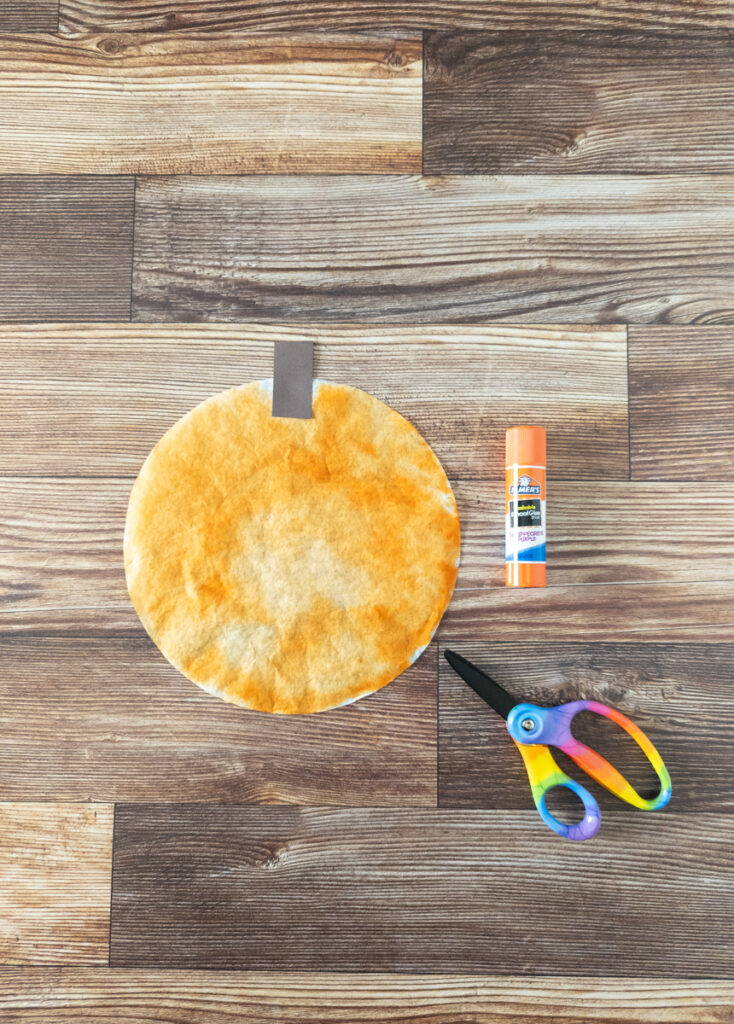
[506,425,546,466]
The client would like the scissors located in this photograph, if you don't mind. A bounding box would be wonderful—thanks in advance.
[444,649,672,841]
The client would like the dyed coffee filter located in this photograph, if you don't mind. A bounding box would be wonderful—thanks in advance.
[124,380,460,714]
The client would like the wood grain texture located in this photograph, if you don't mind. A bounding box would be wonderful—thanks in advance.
[0,478,128,616]
[0,177,133,322]
[110,805,734,975]
[4,478,732,630]
[0,804,113,965]
[21,594,731,641]
[0,34,420,174]
[0,637,436,804]
[630,327,734,480]
[424,31,734,174]
[3,970,733,1024]
[58,0,734,35]
[443,582,734,641]
[438,642,730,812]
[456,480,734,588]
[1,1,57,32]
[0,324,628,480]
[132,175,734,324]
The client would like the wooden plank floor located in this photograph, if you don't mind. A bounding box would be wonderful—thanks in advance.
[630,326,734,479]
[109,806,733,976]
[4,970,733,1024]
[0,1,57,32]
[0,804,113,965]
[0,177,133,322]
[0,636,438,804]
[438,642,732,811]
[424,30,734,173]
[131,174,734,323]
[2,4,734,1020]
[0,35,421,174]
[57,0,734,34]
[0,324,628,479]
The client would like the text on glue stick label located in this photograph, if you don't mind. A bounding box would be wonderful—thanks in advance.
[505,466,546,563]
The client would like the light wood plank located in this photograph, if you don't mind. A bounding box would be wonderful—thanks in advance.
[132,175,734,324]
[455,480,734,589]
[630,327,734,480]
[2,969,732,1023]
[424,30,734,174]
[438,641,729,812]
[0,804,113,965]
[4,478,733,628]
[443,581,734,641]
[1,1,57,32]
[0,323,628,479]
[0,637,437,804]
[58,0,734,34]
[0,607,137,637]
[21,599,734,642]
[110,806,734,975]
[0,478,128,615]
[0,34,421,174]
[0,177,134,323]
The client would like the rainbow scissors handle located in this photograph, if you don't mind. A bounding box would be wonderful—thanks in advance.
[507,700,673,841]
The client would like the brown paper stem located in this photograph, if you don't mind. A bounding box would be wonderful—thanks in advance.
[272,341,314,419]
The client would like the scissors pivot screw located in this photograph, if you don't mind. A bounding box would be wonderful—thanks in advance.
[521,718,536,732]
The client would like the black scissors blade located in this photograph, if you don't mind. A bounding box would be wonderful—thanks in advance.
[443,649,517,720]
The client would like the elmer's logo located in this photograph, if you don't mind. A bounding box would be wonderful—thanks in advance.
[510,473,541,495]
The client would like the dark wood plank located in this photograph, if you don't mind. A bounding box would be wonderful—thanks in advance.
[438,642,729,812]
[3,969,733,1023]
[0,177,134,322]
[132,175,734,324]
[630,327,734,480]
[110,805,734,976]
[0,636,436,804]
[455,480,734,589]
[424,31,734,174]
[0,35,421,174]
[58,0,734,35]
[0,804,113,965]
[1,2,57,31]
[0,324,628,480]
[443,583,734,641]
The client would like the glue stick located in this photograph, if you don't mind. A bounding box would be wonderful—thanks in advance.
[505,425,546,587]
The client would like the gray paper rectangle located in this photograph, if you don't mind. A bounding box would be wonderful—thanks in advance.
[272,341,313,419]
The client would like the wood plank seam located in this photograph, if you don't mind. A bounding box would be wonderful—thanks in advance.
[129,179,136,322]
[626,325,631,481]
[107,804,116,967]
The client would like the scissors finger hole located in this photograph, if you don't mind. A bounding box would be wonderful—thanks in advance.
[539,781,601,841]
[571,709,662,801]
[543,783,588,826]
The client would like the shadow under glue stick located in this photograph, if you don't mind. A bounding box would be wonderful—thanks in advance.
[505,425,546,587]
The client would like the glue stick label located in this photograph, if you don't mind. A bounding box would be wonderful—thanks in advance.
[505,465,546,564]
